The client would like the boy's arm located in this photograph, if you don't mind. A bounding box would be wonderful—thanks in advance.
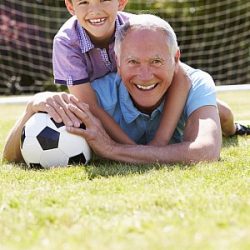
[149,63,191,146]
[68,83,135,144]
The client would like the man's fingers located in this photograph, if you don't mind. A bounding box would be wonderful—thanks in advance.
[66,126,87,138]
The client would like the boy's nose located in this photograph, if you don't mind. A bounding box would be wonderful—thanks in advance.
[89,2,101,14]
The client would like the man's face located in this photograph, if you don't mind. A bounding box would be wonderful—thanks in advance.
[65,0,127,46]
[118,29,179,114]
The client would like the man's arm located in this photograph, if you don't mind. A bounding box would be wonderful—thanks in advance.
[3,107,33,163]
[67,104,222,164]
[2,91,81,163]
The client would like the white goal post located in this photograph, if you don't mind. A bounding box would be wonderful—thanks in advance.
[0,0,249,94]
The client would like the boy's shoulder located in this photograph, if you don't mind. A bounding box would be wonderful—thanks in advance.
[54,16,78,42]
[117,11,137,23]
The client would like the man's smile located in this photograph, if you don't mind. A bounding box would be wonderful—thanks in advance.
[135,83,158,91]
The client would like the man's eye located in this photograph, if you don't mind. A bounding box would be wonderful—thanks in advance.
[152,59,163,65]
[128,60,138,65]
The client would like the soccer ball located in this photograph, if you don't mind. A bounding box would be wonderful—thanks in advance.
[20,112,91,169]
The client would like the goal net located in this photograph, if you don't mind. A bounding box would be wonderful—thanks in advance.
[0,0,249,94]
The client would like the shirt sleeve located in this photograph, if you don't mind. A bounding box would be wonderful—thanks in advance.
[91,73,119,114]
[184,69,217,118]
[52,32,90,86]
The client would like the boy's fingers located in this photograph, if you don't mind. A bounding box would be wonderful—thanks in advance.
[68,104,92,127]
[46,94,81,127]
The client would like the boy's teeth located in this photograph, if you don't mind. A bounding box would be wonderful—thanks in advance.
[89,18,105,24]
[136,84,156,90]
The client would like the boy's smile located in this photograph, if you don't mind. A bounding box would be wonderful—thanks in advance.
[88,17,106,25]
[65,0,128,47]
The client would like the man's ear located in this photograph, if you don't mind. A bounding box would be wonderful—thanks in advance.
[175,49,180,63]
[174,49,181,73]
[116,55,121,75]
[65,0,75,15]
[118,0,128,11]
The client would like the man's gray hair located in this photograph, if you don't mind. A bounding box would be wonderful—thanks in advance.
[114,14,179,63]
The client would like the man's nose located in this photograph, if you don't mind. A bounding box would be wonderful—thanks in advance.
[137,65,154,82]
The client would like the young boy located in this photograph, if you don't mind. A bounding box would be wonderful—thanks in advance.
[53,0,249,145]
[53,0,192,146]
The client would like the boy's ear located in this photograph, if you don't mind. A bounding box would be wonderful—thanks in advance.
[65,0,75,15]
[118,0,128,11]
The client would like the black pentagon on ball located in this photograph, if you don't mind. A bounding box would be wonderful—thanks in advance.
[50,117,65,128]
[20,126,26,149]
[29,163,44,169]
[80,123,86,130]
[68,153,87,165]
[37,126,60,150]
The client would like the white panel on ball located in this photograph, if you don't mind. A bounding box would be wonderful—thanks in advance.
[20,112,91,168]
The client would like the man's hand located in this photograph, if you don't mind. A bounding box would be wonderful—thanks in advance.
[66,103,117,158]
[26,92,81,127]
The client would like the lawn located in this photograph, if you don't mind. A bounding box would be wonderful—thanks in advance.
[0,91,250,250]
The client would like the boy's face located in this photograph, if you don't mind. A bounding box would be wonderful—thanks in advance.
[65,0,128,45]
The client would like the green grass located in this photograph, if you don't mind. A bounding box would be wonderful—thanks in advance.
[0,91,250,250]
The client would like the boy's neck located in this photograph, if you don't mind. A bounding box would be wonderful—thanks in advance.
[91,36,112,49]
[86,25,116,49]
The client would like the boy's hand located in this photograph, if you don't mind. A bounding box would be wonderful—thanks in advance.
[26,91,82,127]
[66,102,116,158]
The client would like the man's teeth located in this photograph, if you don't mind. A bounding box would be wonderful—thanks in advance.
[89,18,105,24]
[136,84,156,90]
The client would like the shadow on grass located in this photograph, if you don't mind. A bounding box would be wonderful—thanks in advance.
[222,136,239,148]
[13,155,194,180]
[82,156,194,179]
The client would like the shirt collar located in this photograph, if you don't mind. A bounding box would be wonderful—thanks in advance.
[117,76,164,124]
[77,16,121,53]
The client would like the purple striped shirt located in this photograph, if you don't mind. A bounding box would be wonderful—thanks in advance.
[53,12,133,86]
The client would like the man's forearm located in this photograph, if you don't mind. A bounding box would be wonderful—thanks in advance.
[3,109,33,163]
[106,140,220,164]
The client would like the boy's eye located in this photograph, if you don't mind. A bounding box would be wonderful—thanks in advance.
[78,0,88,5]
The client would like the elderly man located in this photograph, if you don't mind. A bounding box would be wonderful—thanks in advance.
[3,14,222,164]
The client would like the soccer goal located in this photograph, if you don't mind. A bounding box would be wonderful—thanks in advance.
[0,0,249,94]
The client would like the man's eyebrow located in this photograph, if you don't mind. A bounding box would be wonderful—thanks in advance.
[126,56,138,60]
[152,55,165,60]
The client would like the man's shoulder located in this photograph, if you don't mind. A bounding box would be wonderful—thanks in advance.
[92,73,122,89]
[182,63,215,89]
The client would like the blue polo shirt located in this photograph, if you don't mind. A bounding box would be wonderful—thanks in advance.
[91,64,217,144]
[53,12,133,85]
